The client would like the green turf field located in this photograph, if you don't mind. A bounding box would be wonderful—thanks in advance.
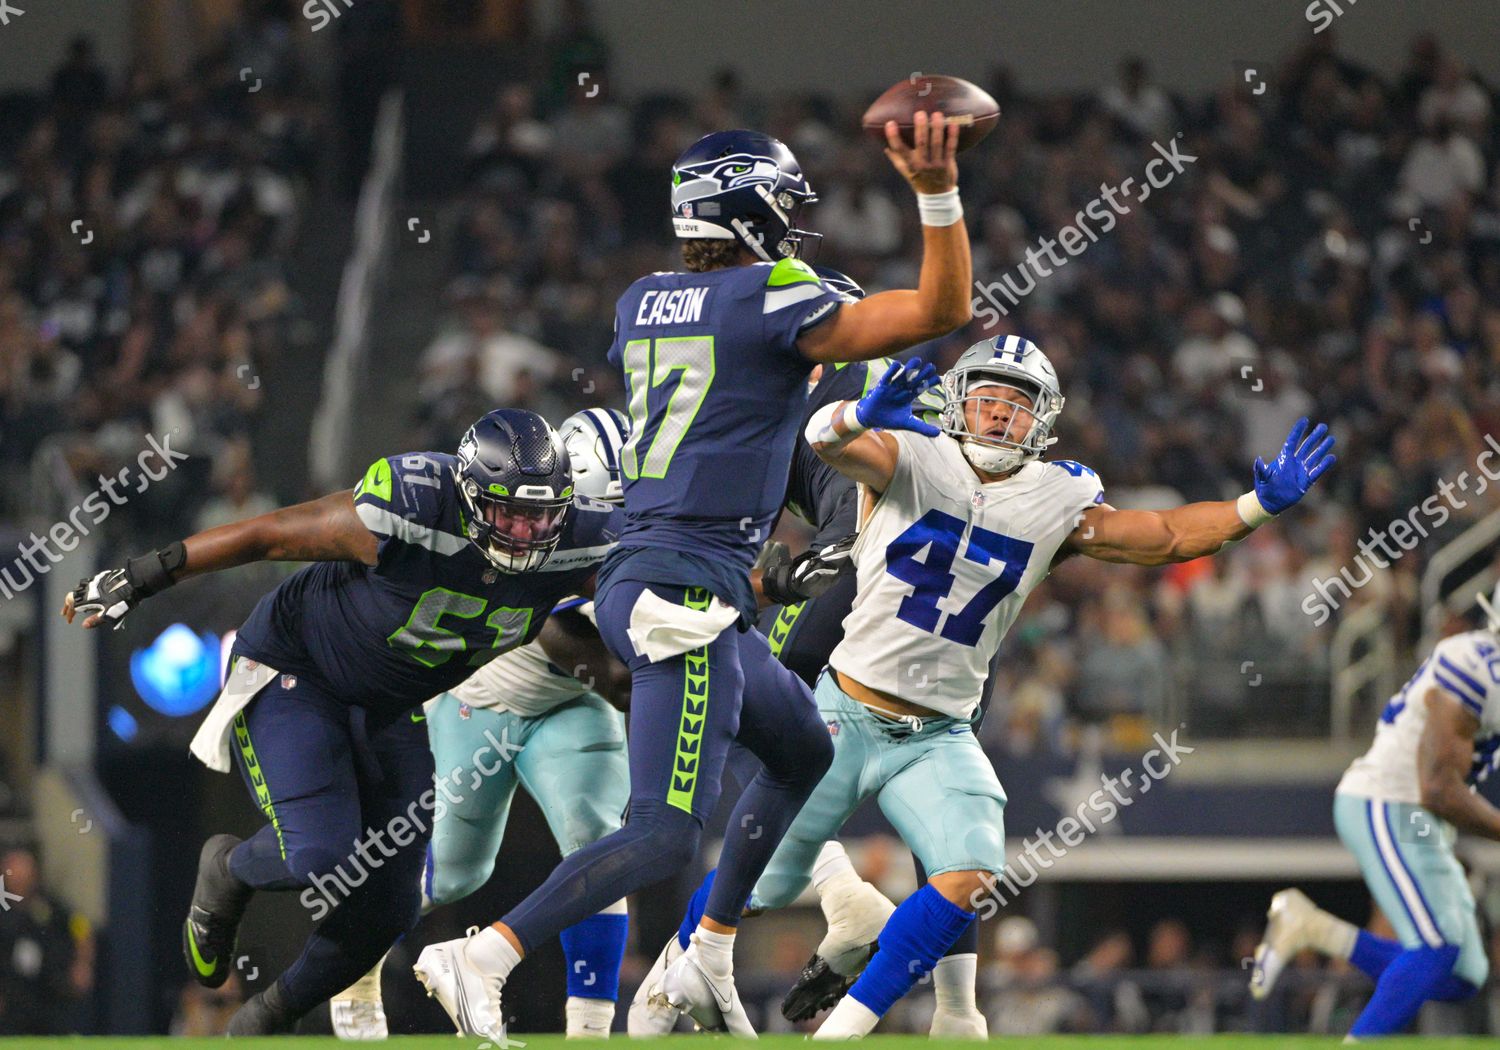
[0,1038,1490,1048]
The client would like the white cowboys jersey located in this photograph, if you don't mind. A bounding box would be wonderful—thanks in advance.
[1339,630,1500,803]
[830,432,1103,719]
[447,607,595,718]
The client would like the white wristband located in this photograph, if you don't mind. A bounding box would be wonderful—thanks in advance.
[1236,491,1275,529]
[916,188,962,227]
[806,401,867,447]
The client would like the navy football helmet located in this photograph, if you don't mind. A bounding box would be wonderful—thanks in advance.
[812,266,866,301]
[455,409,573,573]
[671,130,820,262]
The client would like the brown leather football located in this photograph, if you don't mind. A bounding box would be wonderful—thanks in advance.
[862,74,1000,152]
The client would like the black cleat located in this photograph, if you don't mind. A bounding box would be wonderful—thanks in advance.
[227,981,296,1036]
[780,945,874,1022]
[183,834,252,989]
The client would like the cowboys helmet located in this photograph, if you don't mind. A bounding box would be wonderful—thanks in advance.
[812,266,865,302]
[671,130,819,262]
[455,409,573,573]
[559,407,629,505]
[1477,582,1500,635]
[941,335,1064,475]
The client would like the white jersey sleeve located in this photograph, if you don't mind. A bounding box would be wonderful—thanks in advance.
[830,434,1103,719]
[1338,631,1500,802]
[449,636,593,717]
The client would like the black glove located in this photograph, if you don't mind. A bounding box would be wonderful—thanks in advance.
[69,543,184,630]
[761,534,857,606]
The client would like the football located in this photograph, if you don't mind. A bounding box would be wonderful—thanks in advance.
[862,74,1000,152]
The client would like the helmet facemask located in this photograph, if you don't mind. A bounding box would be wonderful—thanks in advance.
[458,478,570,573]
[941,369,1062,475]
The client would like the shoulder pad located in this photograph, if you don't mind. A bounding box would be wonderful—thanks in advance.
[356,457,393,501]
[767,258,823,288]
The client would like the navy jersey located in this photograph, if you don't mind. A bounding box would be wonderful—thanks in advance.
[602,258,844,620]
[234,452,617,711]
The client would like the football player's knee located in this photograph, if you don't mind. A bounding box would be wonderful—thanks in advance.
[928,869,990,910]
[627,804,701,877]
[287,843,355,888]
[427,856,495,907]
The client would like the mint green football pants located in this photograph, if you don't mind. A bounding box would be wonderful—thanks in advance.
[424,691,630,907]
[750,670,1007,910]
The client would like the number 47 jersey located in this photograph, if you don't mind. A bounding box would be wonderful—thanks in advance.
[831,431,1104,720]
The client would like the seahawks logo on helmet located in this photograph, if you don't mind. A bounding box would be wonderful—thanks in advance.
[669,130,820,261]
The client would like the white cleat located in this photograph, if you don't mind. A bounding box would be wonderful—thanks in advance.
[331,957,389,1040]
[628,935,684,1036]
[818,877,896,975]
[413,931,507,1040]
[659,943,756,1037]
[929,1008,988,1038]
[1250,888,1324,1000]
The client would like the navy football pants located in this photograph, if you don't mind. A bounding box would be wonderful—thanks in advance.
[227,672,434,1019]
[504,579,833,948]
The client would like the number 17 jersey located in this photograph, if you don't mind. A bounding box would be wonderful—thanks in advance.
[832,432,1104,719]
[602,258,844,621]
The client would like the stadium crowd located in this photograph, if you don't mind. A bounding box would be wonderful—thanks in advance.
[409,27,1500,748]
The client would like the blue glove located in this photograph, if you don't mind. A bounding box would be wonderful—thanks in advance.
[853,358,941,437]
[1253,417,1336,514]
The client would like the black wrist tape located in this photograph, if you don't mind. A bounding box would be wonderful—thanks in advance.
[125,541,186,597]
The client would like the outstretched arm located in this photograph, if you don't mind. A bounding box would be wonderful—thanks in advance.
[63,490,377,629]
[798,113,971,363]
[1064,418,1336,565]
[1418,688,1500,840]
[804,359,940,494]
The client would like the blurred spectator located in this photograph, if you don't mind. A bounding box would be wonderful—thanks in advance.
[169,973,244,1037]
[0,848,93,1034]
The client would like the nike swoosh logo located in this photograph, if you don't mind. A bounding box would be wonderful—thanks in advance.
[411,711,426,723]
[187,923,219,977]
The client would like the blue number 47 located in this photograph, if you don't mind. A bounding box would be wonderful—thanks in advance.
[885,509,1034,646]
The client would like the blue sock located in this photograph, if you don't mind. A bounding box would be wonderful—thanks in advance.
[1349,929,1402,982]
[846,885,974,1018]
[560,911,629,1002]
[1349,944,1463,1037]
[677,870,716,950]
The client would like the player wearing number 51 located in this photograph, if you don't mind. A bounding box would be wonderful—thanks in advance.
[792,334,1335,1039]
[60,407,618,1035]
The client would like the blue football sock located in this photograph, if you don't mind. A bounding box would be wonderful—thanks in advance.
[560,911,630,1001]
[1348,929,1402,982]
[678,869,716,950]
[1349,944,1463,1037]
[846,884,974,1018]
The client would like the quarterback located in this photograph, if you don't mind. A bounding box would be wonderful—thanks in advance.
[654,334,1335,1039]
[1251,595,1500,1037]
[416,112,973,1039]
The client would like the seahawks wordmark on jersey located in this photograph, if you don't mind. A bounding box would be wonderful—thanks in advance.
[832,432,1103,719]
[1339,631,1500,804]
[601,257,844,621]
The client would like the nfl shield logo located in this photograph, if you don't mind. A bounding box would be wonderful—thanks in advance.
[482,569,498,584]
[971,489,986,512]
[459,703,472,720]
[280,674,297,690]
[680,203,693,217]
[826,720,840,736]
